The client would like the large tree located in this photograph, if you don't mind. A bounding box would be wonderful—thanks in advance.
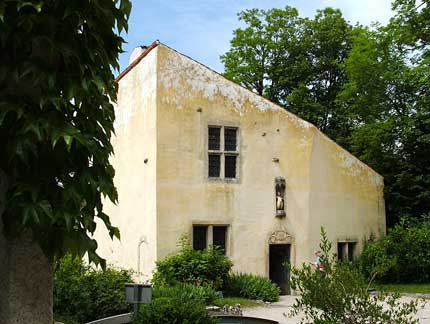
[0,0,131,266]
[341,2,430,226]
[222,3,430,226]
[222,7,353,143]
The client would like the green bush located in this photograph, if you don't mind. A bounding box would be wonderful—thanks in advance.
[152,238,232,290]
[134,297,218,324]
[152,283,218,305]
[289,228,421,323]
[360,222,430,283]
[224,273,280,302]
[54,254,133,323]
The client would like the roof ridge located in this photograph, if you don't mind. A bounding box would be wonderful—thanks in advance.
[115,40,160,82]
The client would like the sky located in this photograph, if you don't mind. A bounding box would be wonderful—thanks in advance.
[118,0,394,73]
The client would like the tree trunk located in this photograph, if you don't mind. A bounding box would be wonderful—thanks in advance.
[0,170,53,324]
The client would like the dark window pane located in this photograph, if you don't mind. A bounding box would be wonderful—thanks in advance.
[224,128,237,151]
[337,243,345,261]
[213,226,227,254]
[208,127,220,150]
[208,154,220,177]
[193,226,207,250]
[348,243,356,261]
[225,155,237,179]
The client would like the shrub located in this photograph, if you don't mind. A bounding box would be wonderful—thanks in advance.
[134,297,218,324]
[289,228,421,324]
[152,283,218,305]
[54,254,133,323]
[360,221,430,282]
[224,273,280,302]
[152,237,232,290]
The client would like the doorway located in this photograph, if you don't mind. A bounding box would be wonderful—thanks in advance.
[269,244,291,295]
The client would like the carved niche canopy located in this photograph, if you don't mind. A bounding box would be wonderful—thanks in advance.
[275,177,286,217]
[268,230,292,244]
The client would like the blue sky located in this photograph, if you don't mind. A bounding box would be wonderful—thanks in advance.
[118,0,393,73]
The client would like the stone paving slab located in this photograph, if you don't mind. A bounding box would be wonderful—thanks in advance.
[243,295,430,324]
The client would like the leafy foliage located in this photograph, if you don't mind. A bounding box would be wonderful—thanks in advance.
[0,0,131,265]
[152,283,218,305]
[221,6,353,142]
[54,254,133,323]
[224,273,280,302]
[360,221,430,283]
[152,237,232,290]
[222,3,430,226]
[134,297,218,324]
[289,228,422,324]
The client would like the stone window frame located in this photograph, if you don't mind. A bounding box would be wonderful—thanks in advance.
[191,223,230,255]
[337,240,357,261]
[207,125,240,182]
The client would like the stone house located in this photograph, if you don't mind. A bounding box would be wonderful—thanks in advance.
[94,41,386,294]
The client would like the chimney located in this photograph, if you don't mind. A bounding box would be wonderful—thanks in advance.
[129,46,148,65]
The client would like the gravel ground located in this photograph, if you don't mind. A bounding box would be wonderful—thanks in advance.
[243,295,430,324]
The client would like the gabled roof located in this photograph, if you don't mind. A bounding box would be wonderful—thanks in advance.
[115,40,383,180]
[116,40,160,82]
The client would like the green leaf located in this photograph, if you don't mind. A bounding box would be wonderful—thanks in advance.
[63,135,73,151]
[38,200,53,219]
[0,3,6,22]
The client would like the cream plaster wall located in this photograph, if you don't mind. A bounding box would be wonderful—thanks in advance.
[154,44,384,275]
[94,48,158,280]
[96,43,385,281]
[308,131,386,256]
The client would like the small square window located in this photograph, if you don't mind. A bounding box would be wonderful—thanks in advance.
[208,154,220,178]
[338,242,356,261]
[193,225,229,254]
[225,155,237,179]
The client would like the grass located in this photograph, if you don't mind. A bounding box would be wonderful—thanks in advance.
[54,314,80,324]
[213,297,260,308]
[374,283,430,294]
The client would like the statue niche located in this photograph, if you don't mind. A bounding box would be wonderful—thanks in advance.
[275,177,286,217]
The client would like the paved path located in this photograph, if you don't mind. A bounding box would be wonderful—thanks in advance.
[243,295,430,324]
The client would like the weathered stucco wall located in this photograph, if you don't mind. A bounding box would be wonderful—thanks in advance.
[154,44,383,274]
[308,131,386,255]
[97,43,385,280]
[94,48,158,280]
[0,170,53,324]
[155,44,385,273]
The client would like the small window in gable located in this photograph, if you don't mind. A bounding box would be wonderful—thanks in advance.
[207,126,239,180]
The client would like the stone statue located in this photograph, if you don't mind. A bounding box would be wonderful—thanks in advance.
[276,192,284,210]
[275,177,286,216]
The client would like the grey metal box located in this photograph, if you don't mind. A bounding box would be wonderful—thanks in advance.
[124,283,152,304]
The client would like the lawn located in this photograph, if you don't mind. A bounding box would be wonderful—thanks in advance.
[374,283,430,294]
[213,297,260,308]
